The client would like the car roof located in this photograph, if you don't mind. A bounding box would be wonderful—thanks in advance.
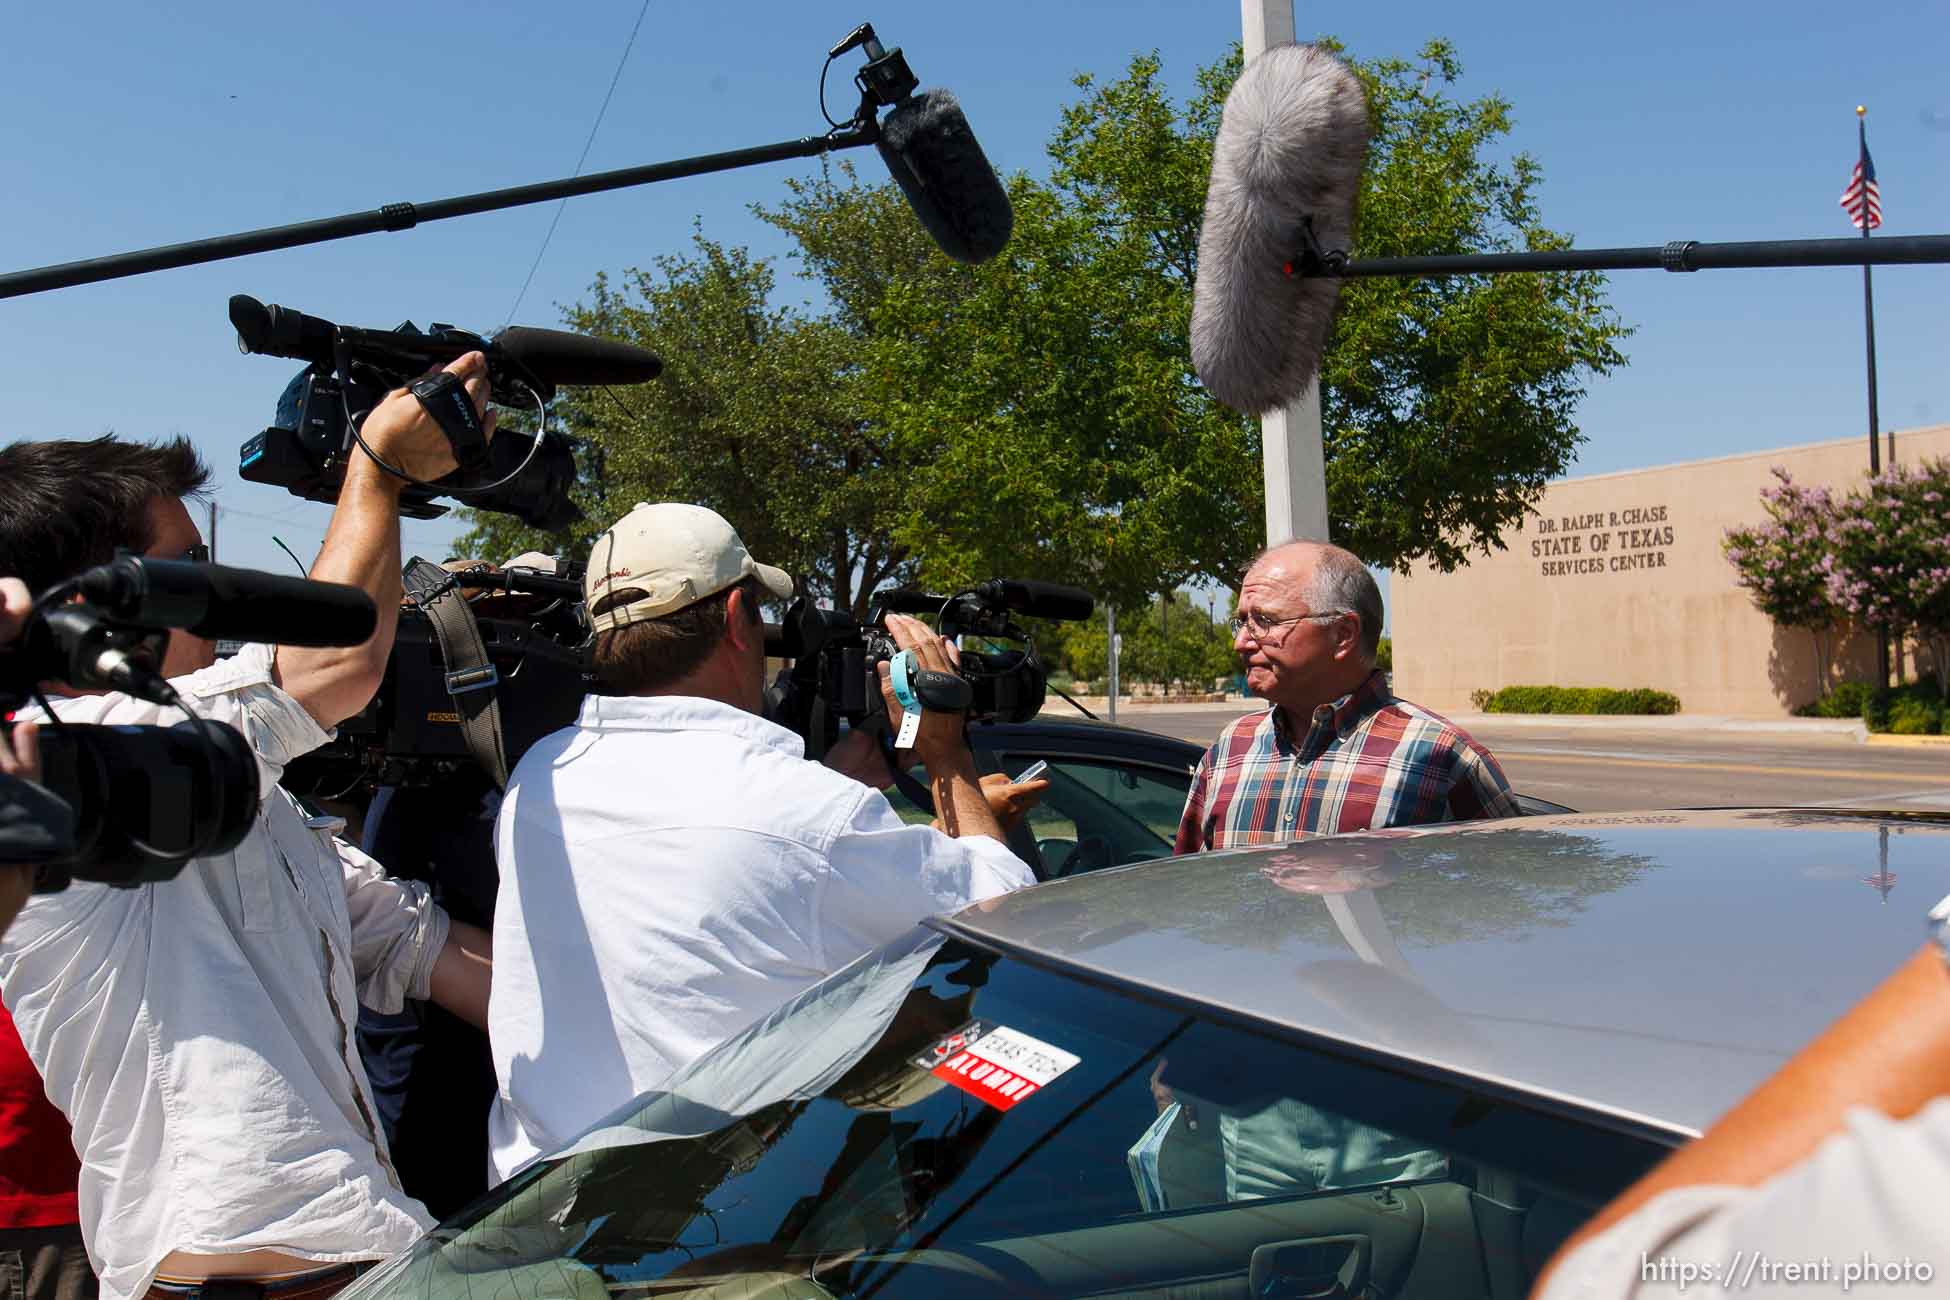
[934,808,1950,1141]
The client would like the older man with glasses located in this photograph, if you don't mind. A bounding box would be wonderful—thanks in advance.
[1174,540,1517,854]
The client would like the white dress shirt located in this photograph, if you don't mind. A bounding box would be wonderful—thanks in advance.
[1539,1099,1950,1298]
[487,694,1034,1184]
[0,645,447,1300]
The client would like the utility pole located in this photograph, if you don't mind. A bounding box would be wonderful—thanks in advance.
[207,501,219,562]
[1242,0,1330,550]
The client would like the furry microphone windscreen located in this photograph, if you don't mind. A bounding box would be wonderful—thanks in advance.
[877,89,1015,264]
[1191,44,1371,415]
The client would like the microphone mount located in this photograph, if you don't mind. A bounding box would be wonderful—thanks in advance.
[1286,220,1950,280]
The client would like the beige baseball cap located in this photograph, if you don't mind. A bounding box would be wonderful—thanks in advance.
[584,502,793,633]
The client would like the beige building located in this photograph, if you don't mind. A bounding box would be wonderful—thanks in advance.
[1392,424,1950,717]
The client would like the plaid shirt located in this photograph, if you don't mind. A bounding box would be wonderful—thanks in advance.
[1175,671,1520,853]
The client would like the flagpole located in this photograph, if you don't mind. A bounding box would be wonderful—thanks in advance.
[1854,105,1891,689]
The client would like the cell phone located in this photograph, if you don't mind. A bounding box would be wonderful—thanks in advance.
[1015,760,1050,783]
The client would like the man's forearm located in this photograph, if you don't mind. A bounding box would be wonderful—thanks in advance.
[922,746,1008,844]
[274,458,405,728]
[428,919,492,1031]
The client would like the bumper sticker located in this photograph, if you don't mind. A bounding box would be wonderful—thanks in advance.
[913,1021,1081,1112]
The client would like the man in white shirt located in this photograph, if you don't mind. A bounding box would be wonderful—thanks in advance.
[488,502,1038,1183]
[1535,913,1950,1299]
[0,355,498,1300]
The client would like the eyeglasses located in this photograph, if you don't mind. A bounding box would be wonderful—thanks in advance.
[1227,609,1350,639]
[181,544,211,564]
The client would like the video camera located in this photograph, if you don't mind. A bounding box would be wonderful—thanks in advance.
[0,556,378,892]
[231,294,662,531]
[764,578,1094,759]
[280,556,592,798]
[229,294,662,798]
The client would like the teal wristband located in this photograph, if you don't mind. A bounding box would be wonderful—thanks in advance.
[888,650,923,716]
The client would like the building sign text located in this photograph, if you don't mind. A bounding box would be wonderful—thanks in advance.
[1530,504,1675,578]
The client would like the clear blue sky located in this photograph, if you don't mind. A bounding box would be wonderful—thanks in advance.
[2,0,1944,581]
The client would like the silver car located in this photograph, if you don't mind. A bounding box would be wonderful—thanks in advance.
[340,808,1945,1300]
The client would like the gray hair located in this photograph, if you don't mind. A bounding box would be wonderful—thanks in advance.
[1247,540,1385,668]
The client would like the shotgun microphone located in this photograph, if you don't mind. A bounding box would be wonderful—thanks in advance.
[970,578,1094,623]
[878,88,1015,264]
[1191,44,1371,415]
[73,557,379,648]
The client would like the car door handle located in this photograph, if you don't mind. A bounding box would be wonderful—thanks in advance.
[1248,1234,1372,1299]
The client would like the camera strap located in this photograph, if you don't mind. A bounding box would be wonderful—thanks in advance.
[402,558,510,788]
[407,372,492,474]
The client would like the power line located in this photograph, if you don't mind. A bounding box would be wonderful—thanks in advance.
[503,0,655,326]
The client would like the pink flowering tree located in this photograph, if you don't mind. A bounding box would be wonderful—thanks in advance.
[1822,458,1950,698]
[1723,467,1848,696]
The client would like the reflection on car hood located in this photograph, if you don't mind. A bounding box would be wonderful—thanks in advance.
[937,809,1950,1138]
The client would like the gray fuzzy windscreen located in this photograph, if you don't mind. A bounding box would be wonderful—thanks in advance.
[877,89,1014,264]
[1191,45,1370,415]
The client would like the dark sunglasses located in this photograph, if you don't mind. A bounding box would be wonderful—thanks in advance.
[182,544,211,564]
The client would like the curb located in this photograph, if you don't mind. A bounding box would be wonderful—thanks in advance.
[1445,712,1869,741]
[1865,733,1950,748]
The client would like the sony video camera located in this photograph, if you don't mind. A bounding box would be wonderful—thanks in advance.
[765,578,1094,759]
[229,293,662,798]
[0,556,378,892]
[231,294,662,530]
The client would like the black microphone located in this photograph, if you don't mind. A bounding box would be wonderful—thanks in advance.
[971,579,1094,623]
[231,295,663,390]
[1191,44,1371,415]
[492,327,663,387]
[74,558,379,648]
[878,89,1014,264]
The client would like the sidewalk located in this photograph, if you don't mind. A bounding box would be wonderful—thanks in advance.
[1046,695,1875,740]
[1049,695,1256,716]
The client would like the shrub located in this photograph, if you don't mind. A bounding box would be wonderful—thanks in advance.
[1376,636,1393,673]
[1864,681,1945,734]
[1468,688,1493,711]
[1889,697,1941,735]
[1799,681,1878,720]
[1482,685,1680,715]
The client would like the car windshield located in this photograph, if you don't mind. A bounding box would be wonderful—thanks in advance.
[357,928,1666,1300]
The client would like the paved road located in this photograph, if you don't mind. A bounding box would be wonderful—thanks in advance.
[1103,705,1950,813]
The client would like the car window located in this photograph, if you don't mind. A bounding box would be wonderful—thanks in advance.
[368,933,1669,1300]
[881,754,1192,876]
[1004,755,1191,876]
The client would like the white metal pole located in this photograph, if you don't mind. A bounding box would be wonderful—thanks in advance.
[1241,0,1330,549]
[1105,605,1119,723]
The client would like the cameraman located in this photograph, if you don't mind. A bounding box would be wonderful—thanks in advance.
[487,502,1038,1184]
[0,355,497,1300]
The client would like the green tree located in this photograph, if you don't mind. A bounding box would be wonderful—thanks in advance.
[464,39,1625,611]
[457,233,914,616]
[865,41,1627,594]
[1051,591,1235,689]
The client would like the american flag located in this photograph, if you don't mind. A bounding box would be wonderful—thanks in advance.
[1840,122,1881,230]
